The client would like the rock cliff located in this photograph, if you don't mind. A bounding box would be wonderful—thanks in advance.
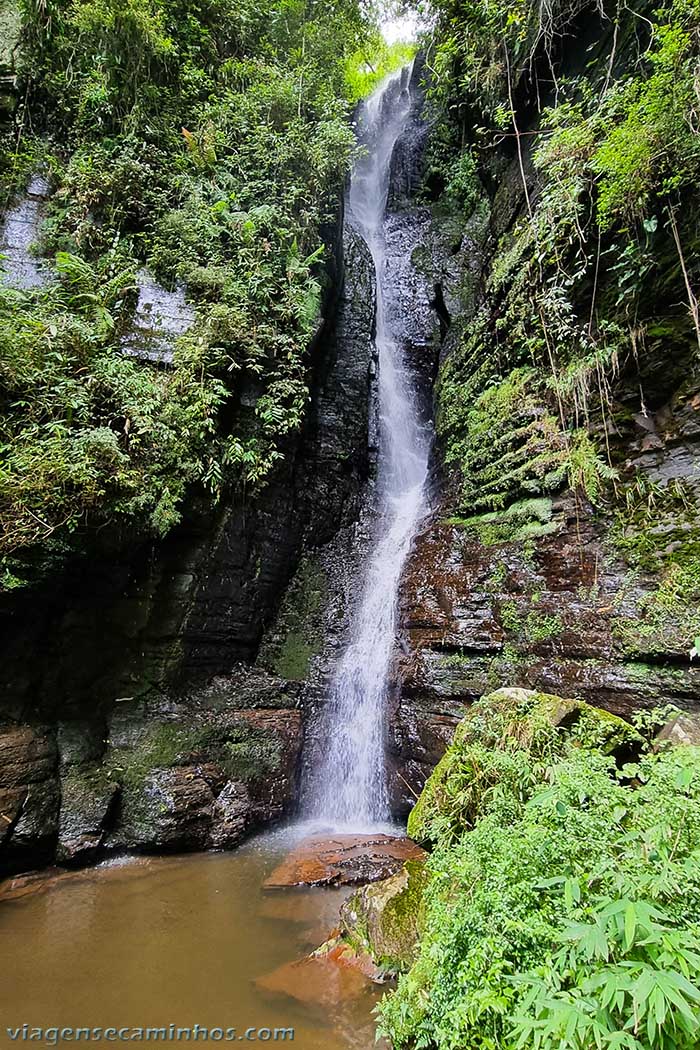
[0,213,377,875]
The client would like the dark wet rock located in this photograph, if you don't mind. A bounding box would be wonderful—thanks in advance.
[263,834,426,889]
[0,724,59,874]
[387,58,429,210]
[57,773,120,864]
[105,680,303,854]
[209,780,251,849]
[388,488,700,811]
[0,667,303,871]
[126,765,217,850]
[58,719,107,769]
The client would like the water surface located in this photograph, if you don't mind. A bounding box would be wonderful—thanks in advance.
[0,833,385,1049]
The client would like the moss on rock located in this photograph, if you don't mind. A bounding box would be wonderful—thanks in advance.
[261,555,327,681]
[446,497,559,546]
[408,687,643,844]
[339,858,429,974]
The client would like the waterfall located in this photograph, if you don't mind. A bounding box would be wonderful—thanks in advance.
[306,66,432,829]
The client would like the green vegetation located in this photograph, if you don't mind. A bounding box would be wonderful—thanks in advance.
[345,38,417,102]
[426,0,700,525]
[0,0,391,579]
[446,498,557,546]
[500,599,564,645]
[610,476,700,574]
[381,689,700,1050]
[612,556,700,658]
[437,366,568,514]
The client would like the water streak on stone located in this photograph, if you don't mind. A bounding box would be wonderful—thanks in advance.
[0,174,51,289]
[121,268,195,364]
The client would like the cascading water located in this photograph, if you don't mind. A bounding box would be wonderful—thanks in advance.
[306,67,432,829]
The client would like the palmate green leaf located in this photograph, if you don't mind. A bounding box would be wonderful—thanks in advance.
[628,967,700,1045]
[558,917,611,961]
[585,967,632,1008]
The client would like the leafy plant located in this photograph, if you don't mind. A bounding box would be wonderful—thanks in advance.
[0,0,387,569]
[379,693,700,1050]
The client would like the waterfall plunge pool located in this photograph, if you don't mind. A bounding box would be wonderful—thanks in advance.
[0,830,389,1050]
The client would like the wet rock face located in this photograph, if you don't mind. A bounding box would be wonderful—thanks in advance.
[104,680,303,858]
[389,487,700,810]
[121,270,195,365]
[0,725,59,871]
[0,668,302,876]
[183,221,377,680]
[263,834,425,889]
[0,174,52,289]
[0,206,371,709]
[387,58,429,211]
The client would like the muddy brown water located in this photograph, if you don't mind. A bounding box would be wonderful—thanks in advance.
[0,830,387,1049]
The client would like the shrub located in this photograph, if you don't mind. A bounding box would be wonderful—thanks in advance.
[379,692,700,1050]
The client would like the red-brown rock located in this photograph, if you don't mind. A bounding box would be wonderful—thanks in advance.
[263,833,426,889]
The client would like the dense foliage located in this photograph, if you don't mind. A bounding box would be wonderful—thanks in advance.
[422,0,700,519]
[379,692,700,1050]
[0,0,412,577]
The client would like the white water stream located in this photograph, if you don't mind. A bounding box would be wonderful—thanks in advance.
[307,68,431,828]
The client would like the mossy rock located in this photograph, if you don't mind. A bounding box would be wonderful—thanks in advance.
[56,767,120,863]
[656,713,700,748]
[0,0,21,68]
[446,497,559,547]
[260,555,327,681]
[408,687,643,844]
[339,858,428,974]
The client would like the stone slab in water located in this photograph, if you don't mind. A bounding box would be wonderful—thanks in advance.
[255,954,373,1008]
[263,833,425,889]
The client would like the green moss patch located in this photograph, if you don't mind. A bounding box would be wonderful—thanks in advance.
[264,555,327,681]
[408,687,643,845]
[446,497,559,546]
[341,859,429,974]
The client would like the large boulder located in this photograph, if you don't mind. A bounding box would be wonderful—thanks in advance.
[408,687,643,844]
[105,693,303,853]
[656,712,700,748]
